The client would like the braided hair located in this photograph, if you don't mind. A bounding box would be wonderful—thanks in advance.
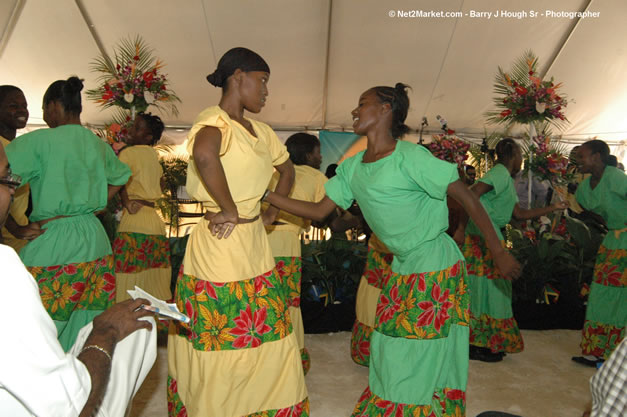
[137,112,165,146]
[582,139,610,166]
[285,133,319,165]
[371,83,411,139]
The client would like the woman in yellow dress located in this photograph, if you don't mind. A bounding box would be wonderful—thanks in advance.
[113,112,172,306]
[167,47,309,417]
[265,132,328,374]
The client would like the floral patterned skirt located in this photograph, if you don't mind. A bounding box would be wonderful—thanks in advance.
[462,234,524,354]
[28,255,116,351]
[113,232,172,302]
[275,255,310,374]
[580,243,626,359]
[167,266,308,417]
[351,259,469,417]
[351,247,393,366]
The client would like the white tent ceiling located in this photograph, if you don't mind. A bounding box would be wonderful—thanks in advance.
[1,0,627,145]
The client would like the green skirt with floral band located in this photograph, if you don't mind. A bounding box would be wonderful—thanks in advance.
[351,247,393,366]
[580,232,627,360]
[167,266,309,417]
[28,255,116,351]
[463,234,524,354]
[351,259,469,417]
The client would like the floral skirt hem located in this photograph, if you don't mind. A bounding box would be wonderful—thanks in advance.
[167,376,310,417]
[28,254,116,322]
[581,320,625,360]
[350,320,373,367]
[351,386,465,417]
[469,313,524,353]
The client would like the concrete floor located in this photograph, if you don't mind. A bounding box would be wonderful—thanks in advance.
[129,329,595,417]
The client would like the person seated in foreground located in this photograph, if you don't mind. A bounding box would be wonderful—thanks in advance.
[0,144,158,416]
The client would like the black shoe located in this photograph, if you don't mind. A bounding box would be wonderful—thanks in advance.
[470,346,504,362]
[571,356,601,368]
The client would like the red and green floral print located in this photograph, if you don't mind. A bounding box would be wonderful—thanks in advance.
[351,386,465,417]
[351,247,393,366]
[167,376,310,417]
[374,260,469,339]
[172,268,293,351]
[581,320,624,360]
[462,234,498,280]
[469,314,524,353]
[113,232,171,274]
[29,255,115,321]
[593,246,626,287]
[275,256,302,307]
[351,320,373,366]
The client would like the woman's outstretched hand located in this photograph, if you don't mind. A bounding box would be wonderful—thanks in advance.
[206,211,238,239]
[493,250,522,281]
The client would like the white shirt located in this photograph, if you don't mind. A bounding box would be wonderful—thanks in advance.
[0,244,91,416]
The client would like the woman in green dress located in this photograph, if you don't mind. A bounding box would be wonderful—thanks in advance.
[462,139,567,362]
[265,83,521,417]
[5,76,131,351]
[572,139,626,366]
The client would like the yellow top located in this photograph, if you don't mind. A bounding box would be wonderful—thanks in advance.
[183,106,289,282]
[118,145,163,202]
[186,106,289,218]
[1,135,29,252]
[117,145,166,236]
[265,164,327,257]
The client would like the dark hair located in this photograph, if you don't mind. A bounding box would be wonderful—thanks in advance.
[581,139,610,165]
[0,85,23,106]
[285,133,319,165]
[464,164,476,173]
[137,112,165,146]
[371,83,411,139]
[495,138,519,162]
[325,163,338,179]
[607,155,618,167]
[207,47,270,89]
[43,76,83,115]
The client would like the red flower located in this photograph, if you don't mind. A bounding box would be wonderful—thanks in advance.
[416,283,453,332]
[103,272,116,299]
[515,86,528,95]
[70,281,85,302]
[276,402,306,417]
[500,109,512,117]
[254,273,274,293]
[143,71,154,87]
[230,305,272,348]
[366,268,386,286]
[133,55,140,61]
[445,388,465,401]
[195,280,218,300]
[376,284,402,324]
[449,261,460,277]
[595,264,623,286]
[417,273,426,293]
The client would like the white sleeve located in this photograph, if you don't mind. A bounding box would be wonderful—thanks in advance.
[0,245,91,417]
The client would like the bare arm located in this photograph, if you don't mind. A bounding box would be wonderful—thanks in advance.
[512,201,567,220]
[265,192,338,223]
[447,180,521,280]
[4,215,45,240]
[262,159,295,225]
[193,126,237,238]
[77,298,153,417]
[107,185,123,202]
[120,186,141,214]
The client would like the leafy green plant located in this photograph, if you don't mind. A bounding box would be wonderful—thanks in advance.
[510,213,606,303]
[301,237,367,304]
[158,156,189,230]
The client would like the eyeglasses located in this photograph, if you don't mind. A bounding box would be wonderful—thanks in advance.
[0,172,22,189]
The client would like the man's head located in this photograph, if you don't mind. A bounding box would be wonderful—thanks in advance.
[464,164,476,185]
[0,145,20,229]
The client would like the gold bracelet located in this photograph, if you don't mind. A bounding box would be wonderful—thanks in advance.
[80,344,112,362]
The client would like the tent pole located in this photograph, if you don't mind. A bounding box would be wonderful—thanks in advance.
[74,0,114,69]
[0,0,26,60]
[541,0,594,78]
[320,0,333,130]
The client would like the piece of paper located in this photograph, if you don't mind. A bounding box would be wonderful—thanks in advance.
[127,286,190,323]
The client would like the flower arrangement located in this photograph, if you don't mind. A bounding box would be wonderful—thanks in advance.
[485,50,569,128]
[522,132,571,188]
[428,134,471,166]
[86,36,180,117]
